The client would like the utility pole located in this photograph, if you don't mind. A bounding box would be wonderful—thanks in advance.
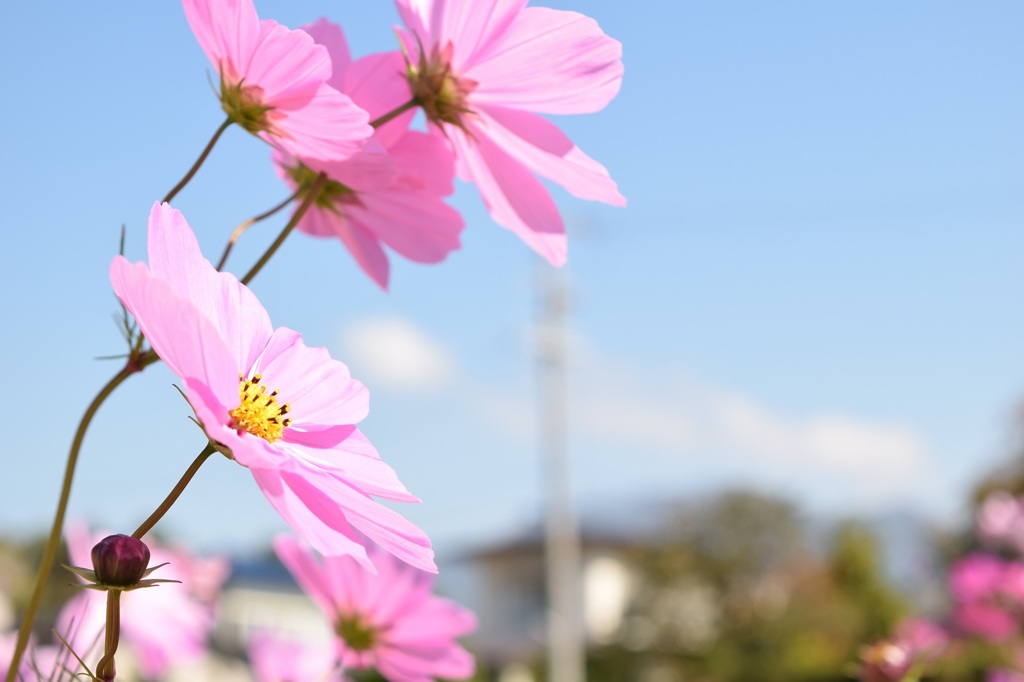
[537,266,585,682]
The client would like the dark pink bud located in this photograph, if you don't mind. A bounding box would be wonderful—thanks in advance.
[91,535,150,587]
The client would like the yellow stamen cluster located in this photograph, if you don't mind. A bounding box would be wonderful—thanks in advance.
[229,374,291,443]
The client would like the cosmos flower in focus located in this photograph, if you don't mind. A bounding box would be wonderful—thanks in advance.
[276,534,476,682]
[109,203,435,573]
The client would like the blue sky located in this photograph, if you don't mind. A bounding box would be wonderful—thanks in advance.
[2,1,1023,561]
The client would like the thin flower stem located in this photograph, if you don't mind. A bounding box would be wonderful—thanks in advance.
[5,360,143,682]
[162,116,233,205]
[215,189,301,271]
[369,98,419,129]
[241,172,328,286]
[132,443,216,540]
[94,590,121,682]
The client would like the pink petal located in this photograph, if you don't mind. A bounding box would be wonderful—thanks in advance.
[254,326,370,426]
[476,105,625,205]
[389,130,456,197]
[295,200,345,238]
[281,468,435,573]
[250,466,372,569]
[281,428,419,502]
[273,535,336,615]
[302,146,396,193]
[109,257,239,406]
[346,51,418,148]
[376,642,475,682]
[467,7,623,114]
[301,18,352,93]
[182,0,261,81]
[349,189,463,265]
[449,123,567,265]
[303,207,392,289]
[145,202,274,372]
[246,20,330,106]
[397,0,527,70]
[261,82,372,164]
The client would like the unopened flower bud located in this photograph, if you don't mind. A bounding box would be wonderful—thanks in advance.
[91,534,150,587]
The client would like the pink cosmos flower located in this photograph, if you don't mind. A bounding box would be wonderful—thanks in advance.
[391,0,626,265]
[248,630,347,682]
[55,522,228,679]
[274,19,464,289]
[109,202,435,573]
[948,553,1024,641]
[275,534,476,682]
[978,491,1024,554]
[894,618,948,661]
[182,0,372,162]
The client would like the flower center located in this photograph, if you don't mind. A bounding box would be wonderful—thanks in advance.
[286,163,358,214]
[337,613,378,652]
[219,72,278,135]
[228,374,291,443]
[406,41,477,130]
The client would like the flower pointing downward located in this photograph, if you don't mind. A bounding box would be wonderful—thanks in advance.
[182,0,372,162]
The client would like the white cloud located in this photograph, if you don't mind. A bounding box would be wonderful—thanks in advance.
[342,316,454,391]
[709,392,929,488]
[469,347,937,510]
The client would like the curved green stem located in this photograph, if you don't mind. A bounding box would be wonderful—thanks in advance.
[162,117,232,205]
[369,98,419,129]
[94,590,120,682]
[241,172,328,286]
[6,360,143,682]
[215,189,301,272]
[133,443,216,540]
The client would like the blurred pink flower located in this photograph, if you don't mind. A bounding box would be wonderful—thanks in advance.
[0,631,64,681]
[978,491,1024,554]
[182,0,371,162]
[109,203,434,573]
[248,630,346,682]
[276,534,476,682]
[392,0,626,265]
[56,522,228,679]
[275,19,463,289]
[949,553,1024,641]
[989,669,1024,682]
[894,617,948,660]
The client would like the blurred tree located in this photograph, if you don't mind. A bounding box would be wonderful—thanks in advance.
[579,490,908,682]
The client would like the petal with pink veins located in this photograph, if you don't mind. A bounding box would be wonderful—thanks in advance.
[146,203,273,371]
[478,104,626,205]
[450,123,567,265]
[250,466,372,569]
[468,7,623,115]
